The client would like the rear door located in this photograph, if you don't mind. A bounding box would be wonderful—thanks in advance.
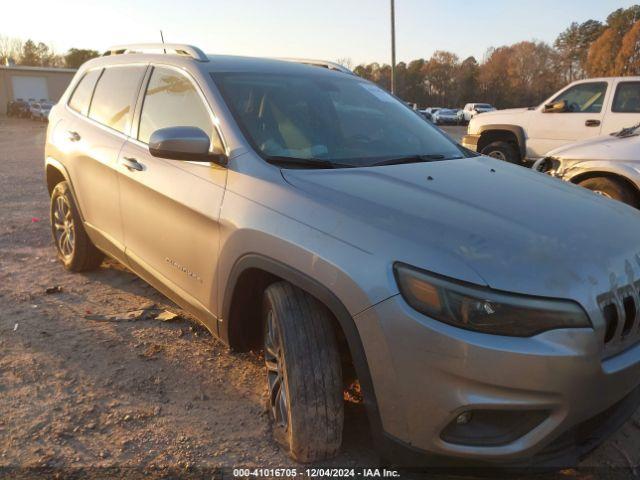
[64,65,147,259]
[526,81,610,157]
[602,80,640,134]
[117,65,227,332]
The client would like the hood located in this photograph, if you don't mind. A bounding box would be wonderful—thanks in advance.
[282,156,640,302]
[548,133,640,162]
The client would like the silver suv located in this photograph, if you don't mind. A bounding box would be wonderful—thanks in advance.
[45,43,640,467]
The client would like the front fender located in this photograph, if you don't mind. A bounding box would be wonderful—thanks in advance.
[563,161,640,191]
[478,124,527,159]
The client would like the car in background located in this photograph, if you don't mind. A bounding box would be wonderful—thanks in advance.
[29,102,52,121]
[462,77,640,164]
[533,123,640,208]
[414,109,432,123]
[419,109,432,121]
[423,107,442,121]
[433,108,462,125]
[7,99,30,118]
[462,103,496,123]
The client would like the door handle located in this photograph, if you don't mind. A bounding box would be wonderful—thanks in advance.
[121,156,144,172]
[585,119,601,127]
[68,130,81,142]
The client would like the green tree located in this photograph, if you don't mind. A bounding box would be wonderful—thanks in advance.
[456,56,479,105]
[402,59,427,105]
[20,39,39,66]
[554,20,604,81]
[35,42,56,66]
[64,48,100,68]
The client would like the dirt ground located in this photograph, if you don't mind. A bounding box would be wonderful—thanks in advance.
[0,117,639,478]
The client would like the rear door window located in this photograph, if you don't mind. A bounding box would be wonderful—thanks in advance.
[89,66,146,134]
[612,82,640,113]
[68,69,102,115]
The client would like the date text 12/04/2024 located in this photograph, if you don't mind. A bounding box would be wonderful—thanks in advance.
[232,468,401,478]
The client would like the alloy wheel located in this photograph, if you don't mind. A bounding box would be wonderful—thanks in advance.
[264,309,289,430]
[53,195,75,259]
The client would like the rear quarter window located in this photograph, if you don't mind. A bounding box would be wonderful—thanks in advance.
[68,69,102,115]
[88,66,146,134]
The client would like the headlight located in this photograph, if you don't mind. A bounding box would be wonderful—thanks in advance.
[532,156,561,175]
[394,263,590,336]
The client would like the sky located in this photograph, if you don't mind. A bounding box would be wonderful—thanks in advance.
[2,0,638,65]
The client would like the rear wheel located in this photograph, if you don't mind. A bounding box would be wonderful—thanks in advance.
[263,281,343,462]
[481,141,519,164]
[50,181,104,272]
[578,176,639,208]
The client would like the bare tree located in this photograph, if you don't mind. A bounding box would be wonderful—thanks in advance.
[335,57,354,70]
[0,35,24,65]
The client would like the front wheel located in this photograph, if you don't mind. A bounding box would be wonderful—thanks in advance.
[578,176,639,208]
[50,181,104,272]
[263,282,343,462]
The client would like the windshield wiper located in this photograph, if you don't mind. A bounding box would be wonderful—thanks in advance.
[611,123,640,138]
[265,156,356,169]
[369,154,458,167]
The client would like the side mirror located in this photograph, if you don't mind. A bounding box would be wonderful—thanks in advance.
[149,126,227,164]
[543,100,568,113]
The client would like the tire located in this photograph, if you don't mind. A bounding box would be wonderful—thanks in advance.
[263,281,343,462]
[481,141,520,164]
[50,181,104,272]
[578,176,639,208]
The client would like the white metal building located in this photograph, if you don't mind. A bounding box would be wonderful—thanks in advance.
[1,65,76,114]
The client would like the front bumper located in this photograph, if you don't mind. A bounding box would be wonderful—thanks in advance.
[355,295,640,465]
[461,133,480,151]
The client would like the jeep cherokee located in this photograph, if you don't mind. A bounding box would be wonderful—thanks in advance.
[45,43,640,467]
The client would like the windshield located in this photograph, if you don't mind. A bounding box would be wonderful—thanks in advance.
[212,72,466,167]
[475,104,492,109]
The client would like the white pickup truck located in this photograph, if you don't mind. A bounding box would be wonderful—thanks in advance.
[462,77,640,163]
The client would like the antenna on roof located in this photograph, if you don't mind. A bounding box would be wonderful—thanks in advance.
[160,30,166,54]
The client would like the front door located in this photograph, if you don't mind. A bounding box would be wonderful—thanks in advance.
[526,81,610,158]
[118,65,228,333]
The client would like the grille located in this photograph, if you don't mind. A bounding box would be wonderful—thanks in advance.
[598,283,640,356]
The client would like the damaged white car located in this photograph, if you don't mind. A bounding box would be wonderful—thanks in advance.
[533,123,640,208]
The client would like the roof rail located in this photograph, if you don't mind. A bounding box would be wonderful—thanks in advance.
[279,58,354,75]
[103,43,209,62]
